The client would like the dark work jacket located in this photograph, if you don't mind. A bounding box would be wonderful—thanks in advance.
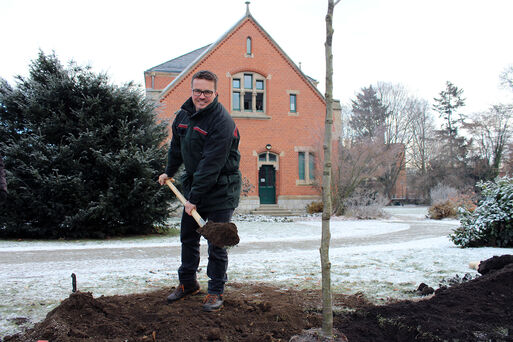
[165,96,241,212]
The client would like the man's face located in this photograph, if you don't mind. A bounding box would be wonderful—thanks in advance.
[191,78,217,111]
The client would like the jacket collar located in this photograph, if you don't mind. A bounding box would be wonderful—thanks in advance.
[181,96,219,118]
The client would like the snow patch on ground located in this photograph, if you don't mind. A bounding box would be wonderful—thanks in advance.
[238,220,409,243]
[1,206,513,338]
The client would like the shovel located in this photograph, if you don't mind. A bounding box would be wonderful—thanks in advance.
[165,179,240,248]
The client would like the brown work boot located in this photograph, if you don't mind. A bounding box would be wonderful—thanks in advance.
[166,281,200,303]
[202,294,223,312]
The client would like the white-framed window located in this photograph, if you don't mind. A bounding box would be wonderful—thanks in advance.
[295,147,315,185]
[257,151,279,172]
[287,90,299,116]
[231,72,266,115]
[232,78,241,111]
[259,152,277,163]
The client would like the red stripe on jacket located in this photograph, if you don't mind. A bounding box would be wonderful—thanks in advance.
[193,126,208,136]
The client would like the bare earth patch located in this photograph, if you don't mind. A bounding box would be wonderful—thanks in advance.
[4,260,513,342]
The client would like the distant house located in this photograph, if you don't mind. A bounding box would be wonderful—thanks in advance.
[145,4,341,212]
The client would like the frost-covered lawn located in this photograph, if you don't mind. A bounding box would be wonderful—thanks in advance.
[1,206,512,338]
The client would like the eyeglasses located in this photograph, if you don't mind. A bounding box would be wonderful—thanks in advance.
[192,89,215,97]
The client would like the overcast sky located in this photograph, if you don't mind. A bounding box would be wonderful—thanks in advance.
[1,0,512,116]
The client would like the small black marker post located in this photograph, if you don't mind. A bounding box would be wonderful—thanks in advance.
[71,273,77,293]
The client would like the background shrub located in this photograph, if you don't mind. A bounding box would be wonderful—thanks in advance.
[306,201,323,214]
[428,201,458,219]
[448,192,477,212]
[428,185,476,220]
[430,183,458,205]
[343,188,388,219]
[450,177,513,247]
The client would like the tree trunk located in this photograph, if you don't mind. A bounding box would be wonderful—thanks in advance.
[320,0,339,337]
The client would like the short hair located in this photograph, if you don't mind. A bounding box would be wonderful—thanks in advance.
[191,70,218,90]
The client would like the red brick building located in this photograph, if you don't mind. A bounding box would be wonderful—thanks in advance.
[145,6,341,212]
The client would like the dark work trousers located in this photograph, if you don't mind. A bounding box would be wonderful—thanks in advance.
[178,208,234,295]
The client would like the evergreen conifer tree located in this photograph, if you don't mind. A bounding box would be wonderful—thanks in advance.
[430,81,471,188]
[349,86,390,142]
[0,51,173,238]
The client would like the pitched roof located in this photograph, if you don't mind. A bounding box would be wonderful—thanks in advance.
[158,12,325,103]
[145,45,211,74]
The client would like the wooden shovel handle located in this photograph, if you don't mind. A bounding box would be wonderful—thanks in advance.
[165,179,204,227]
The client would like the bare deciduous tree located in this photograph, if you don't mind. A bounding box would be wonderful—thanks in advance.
[321,0,340,337]
[465,104,513,178]
[335,138,391,208]
[407,98,437,199]
[500,65,513,91]
[375,82,418,199]
[408,98,435,173]
[376,82,412,146]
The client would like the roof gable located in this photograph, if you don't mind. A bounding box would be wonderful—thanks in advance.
[159,12,325,104]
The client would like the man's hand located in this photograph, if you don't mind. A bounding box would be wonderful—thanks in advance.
[158,173,169,185]
[185,201,197,216]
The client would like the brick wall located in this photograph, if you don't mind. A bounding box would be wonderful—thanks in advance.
[146,16,341,210]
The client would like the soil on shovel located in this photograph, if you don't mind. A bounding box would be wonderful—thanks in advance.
[4,258,513,342]
[198,221,240,248]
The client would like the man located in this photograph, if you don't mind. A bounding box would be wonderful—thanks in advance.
[158,70,241,312]
[0,154,6,205]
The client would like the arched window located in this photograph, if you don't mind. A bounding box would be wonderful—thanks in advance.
[258,151,279,171]
[259,152,277,163]
[246,37,252,55]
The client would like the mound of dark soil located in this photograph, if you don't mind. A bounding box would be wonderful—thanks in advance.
[4,259,513,342]
[337,263,513,341]
[3,284,340,342]
[478,254,513,275]
[198,221,239,248]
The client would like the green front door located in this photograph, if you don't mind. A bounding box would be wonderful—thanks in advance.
[259,165,276,204]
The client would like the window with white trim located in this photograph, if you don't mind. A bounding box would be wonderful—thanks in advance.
[297,151,315,184]
[231,72,266,115]
[288,90,299,116]
[258,152,278,164]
